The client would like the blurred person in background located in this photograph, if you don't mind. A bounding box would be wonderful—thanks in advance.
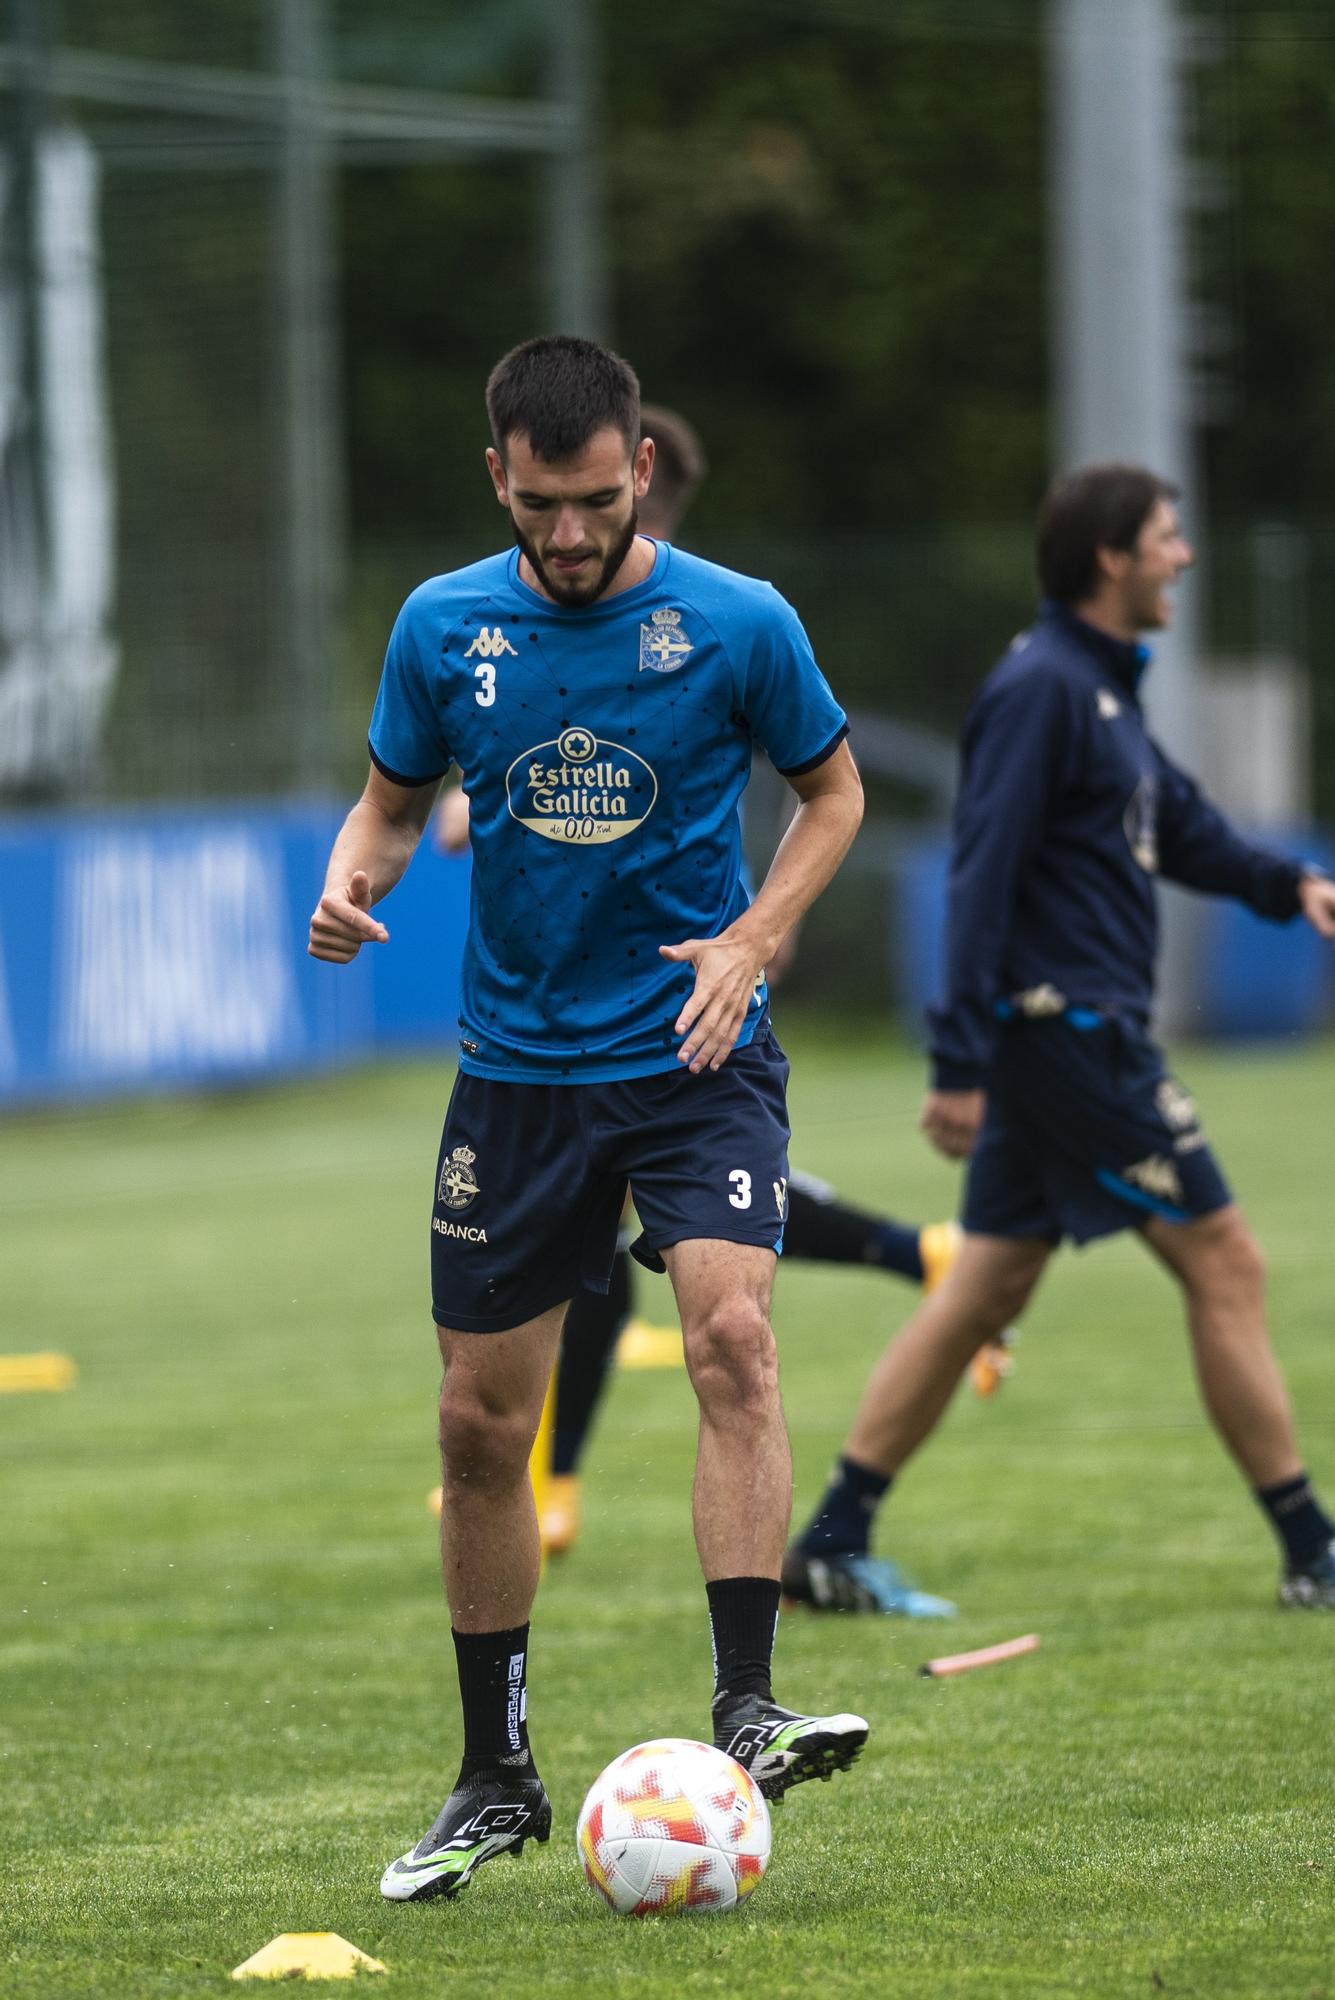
[311,334,870,1905]
[783,463,1335,1616]
[435,402,992,1595]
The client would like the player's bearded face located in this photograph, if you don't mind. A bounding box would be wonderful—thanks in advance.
[491,426,650,607]
[510,505,639,608]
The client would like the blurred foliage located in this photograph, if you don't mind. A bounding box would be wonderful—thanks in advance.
[1197,3,1335,519]
[339,0,1335,814]
[343,0,1048,548]
[9,0,1335,810]
[607,6,1047,534]
[339,0,1049,785]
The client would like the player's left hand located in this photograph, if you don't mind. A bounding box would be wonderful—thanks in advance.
[920,1088,987,1160]
[659,930,765,1073]
[432,787,472,856]
[1298,871,1335,939]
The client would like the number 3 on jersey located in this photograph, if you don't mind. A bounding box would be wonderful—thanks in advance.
[474,662,496,707]
[728,1169,752,1210]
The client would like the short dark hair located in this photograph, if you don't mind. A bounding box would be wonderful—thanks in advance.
[639,404,707,513]
[1036,463,1181,603]
[485,334,640,462]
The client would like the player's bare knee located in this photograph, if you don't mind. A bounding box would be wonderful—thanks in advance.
[439,1385,532,1487]
[1185,1209,1267,1310]
[1213,1219,1266,1305]
[940,1266,1035,1340]
[684,1298,777,1417]
[985,1267,1040,1328]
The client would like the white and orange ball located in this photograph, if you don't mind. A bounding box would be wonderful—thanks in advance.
[576,1737,771,1916]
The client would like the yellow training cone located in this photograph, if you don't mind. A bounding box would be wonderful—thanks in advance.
[529,1365,556,1555]
[231,1932,386,1980]
[617,1318,683,1370]
[0,1353,78,1394]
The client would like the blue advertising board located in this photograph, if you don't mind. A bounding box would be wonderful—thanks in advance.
[0,802,469,1107]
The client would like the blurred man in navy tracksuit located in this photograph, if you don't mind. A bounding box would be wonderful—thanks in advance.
[783,463,1335,1615]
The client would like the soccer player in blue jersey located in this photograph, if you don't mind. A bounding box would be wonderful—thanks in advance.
[309,336,870,1902]
[434,401,988,1570]
[782,464,1335,1616]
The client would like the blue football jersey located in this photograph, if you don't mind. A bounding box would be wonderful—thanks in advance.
[368,540,848,1082]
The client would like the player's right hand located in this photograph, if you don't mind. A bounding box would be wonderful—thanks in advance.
[920,1088,986,1160]
[308,870,390,962]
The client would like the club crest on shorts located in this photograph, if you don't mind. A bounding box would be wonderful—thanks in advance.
[1156,1078,1199,1134]
[438,1144,480,1211]
[1156,1077,1206,1153]
[639,605,694,673]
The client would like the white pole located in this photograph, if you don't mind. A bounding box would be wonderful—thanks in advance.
[1050,0,1202,1025]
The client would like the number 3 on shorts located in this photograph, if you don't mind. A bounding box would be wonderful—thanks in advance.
[728,1169,752,1210]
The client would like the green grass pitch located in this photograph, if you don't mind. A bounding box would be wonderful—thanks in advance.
[3,1024,1333,1999]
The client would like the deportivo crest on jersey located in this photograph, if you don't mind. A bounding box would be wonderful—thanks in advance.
[505,724,658,845]
[439,1143,480,1210]
[465,627,518,660]
[639,605,694,674]
[1097,688,1122,720]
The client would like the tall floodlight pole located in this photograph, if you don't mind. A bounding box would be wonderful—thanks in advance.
[1049,0,1201,1023]
[545,0,607,339]
[274,0,344,794]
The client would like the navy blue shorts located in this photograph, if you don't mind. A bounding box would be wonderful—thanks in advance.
[962,1014,1232,1246]
[430,1023,791,1332]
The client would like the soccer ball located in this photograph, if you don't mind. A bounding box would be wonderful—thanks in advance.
[576,1737,771,1916]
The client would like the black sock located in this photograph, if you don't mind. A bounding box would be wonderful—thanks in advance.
[783,1184,924,1282]
[868,1220,926,1283]
[707,1577,780,1710]
[452,1624,533,1777]
[1255,1472,1335,1571]
[552,1252,633,1476]
[796,1456,891,1560]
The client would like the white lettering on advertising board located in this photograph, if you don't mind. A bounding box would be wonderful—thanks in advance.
[58,830,298,1073]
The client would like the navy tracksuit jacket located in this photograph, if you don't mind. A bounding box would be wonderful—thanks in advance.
[928,601,1306,1092]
